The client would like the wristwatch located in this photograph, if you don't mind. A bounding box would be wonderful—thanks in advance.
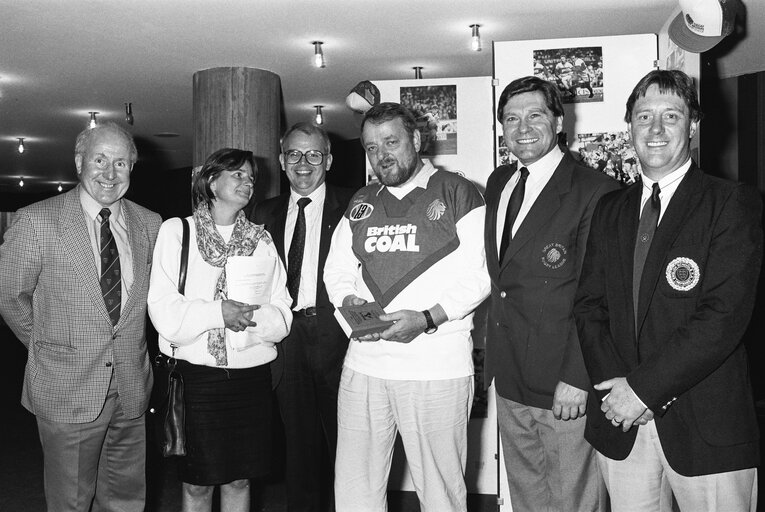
[422,310,438,334]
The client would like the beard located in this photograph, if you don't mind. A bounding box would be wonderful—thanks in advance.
[373,154,419,187]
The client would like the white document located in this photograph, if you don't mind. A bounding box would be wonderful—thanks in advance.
[225,254,276,351]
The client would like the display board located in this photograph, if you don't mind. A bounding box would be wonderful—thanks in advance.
[495,34,658,186]
[370,76,495,192]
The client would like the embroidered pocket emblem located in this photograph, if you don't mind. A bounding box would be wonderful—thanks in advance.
[541,243,568,269]
[665,257,700,291]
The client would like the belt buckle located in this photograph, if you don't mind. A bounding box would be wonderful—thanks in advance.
[304,306,317,317]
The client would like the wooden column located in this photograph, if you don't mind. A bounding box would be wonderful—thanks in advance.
[193,67,282,202]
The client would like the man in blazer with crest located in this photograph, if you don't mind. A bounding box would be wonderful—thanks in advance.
[250,122,354,512]
[574,70,762,511]
[0,122,161,511]
[484,76,619,512]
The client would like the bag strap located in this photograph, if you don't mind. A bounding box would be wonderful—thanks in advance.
[178,218,190,295]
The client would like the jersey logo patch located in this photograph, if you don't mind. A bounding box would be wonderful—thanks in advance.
[349,203,374,221]
[665,257,700,291]
[426,199,446,221]
[541,242,568,269]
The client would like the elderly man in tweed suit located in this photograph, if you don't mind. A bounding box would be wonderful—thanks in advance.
[0,122,161,512]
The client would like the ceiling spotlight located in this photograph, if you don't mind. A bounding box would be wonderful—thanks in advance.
[17,137,25,154]
[88,111,99,129]
[312,41,325,68]
[470,24,482,52]
[413,66,423,79]
[125,103,134,125]
[314,105,324,125]
[19,177,24,187]
[58,183,63,192]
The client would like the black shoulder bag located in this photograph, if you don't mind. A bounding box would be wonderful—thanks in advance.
[150,217,189,457]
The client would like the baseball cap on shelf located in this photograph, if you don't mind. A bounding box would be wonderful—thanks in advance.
[669,0,742,53]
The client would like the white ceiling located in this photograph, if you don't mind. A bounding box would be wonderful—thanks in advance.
[1,0,679,192]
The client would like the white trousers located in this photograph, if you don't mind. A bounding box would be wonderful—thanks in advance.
[334,367,473,512]
[599,420,757,512]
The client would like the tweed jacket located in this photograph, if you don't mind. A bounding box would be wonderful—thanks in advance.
[0,187,162,422]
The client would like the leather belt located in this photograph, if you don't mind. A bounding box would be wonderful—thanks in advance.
[294,306,317,317]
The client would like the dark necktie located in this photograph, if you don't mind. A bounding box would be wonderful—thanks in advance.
[287,197,311,309]
[499,166,529,261]
[99,208,121,326]
[633,182,661,330]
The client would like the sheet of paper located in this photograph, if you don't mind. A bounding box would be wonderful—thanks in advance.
[225,254,277,351]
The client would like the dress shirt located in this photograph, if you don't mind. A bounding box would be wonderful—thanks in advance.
[79,186,134,309]
[638,158,692,225]
[285,184,325,310]
[495,146,564,253]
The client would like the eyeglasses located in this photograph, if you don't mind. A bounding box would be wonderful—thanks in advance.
[284,149,325,166]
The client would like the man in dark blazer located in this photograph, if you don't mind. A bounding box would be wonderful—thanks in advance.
[0,122,162,511]
[251,122,354,512]
[485,76,619,512]
[575,69,762,511]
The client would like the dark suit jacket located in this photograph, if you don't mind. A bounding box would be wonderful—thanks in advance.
[0,187,162,422]
[485,152,620,409]
[251,184,355,387]
[574,164,762,476]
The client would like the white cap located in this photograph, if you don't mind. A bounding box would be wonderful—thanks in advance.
[668,0,741,53]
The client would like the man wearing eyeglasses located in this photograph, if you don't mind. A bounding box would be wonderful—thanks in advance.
[250,122,355,512]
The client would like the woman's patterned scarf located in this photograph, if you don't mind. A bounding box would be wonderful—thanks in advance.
[193,202,268,366]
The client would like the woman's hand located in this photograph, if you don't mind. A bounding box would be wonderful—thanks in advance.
[222,300,260,332]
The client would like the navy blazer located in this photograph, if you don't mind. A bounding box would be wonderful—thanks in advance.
[575,164,762,476]
[484,152,620,409]
[251,184,355,387]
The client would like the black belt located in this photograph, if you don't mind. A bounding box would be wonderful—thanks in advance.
[293,306,317,317]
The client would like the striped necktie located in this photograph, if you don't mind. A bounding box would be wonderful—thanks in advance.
[99,208,121,325]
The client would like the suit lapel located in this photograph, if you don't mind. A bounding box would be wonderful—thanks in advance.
[319,186,343,276]
[636,166,703,334]
[269,195,290,265]
[118,201,148,328]
[60,189,112,324]
[501,155,572,269]
[486,165,515,278]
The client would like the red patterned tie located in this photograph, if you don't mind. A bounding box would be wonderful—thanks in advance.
[99,208,121,325]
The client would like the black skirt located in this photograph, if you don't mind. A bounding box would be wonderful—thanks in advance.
[175,359,272,485]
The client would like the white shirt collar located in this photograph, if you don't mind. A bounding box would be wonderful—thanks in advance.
[639,157,692,191]
[289,182,326,208]
[522,145,564,184]
[382,159,436,199]
[78,185,123,222]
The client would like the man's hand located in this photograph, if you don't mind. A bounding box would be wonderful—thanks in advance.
[634,408,654,426]
[552,381,587,420]
[594,377,646,432]
[341,295,383,341]
[342,294,367,307]
[377,310,428,343]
